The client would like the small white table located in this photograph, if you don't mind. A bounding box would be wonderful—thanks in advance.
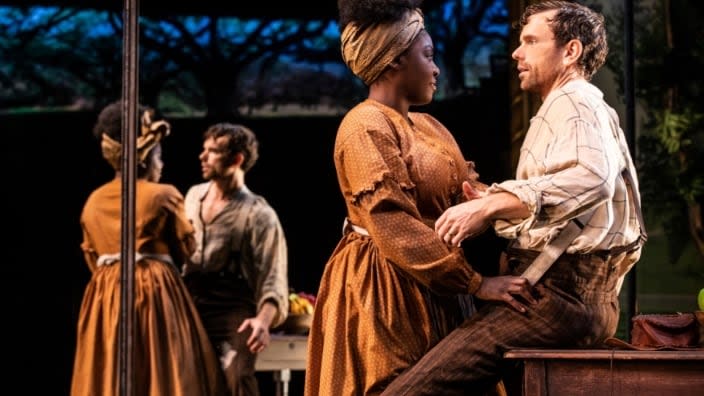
[255,334,308,396]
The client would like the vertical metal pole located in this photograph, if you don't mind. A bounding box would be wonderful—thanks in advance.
[623,0,637,337]
[119,0,139,395]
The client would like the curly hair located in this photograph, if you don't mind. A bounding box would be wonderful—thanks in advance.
[517,0,608,80]
[203,123,260,172]
[338,0,423,30]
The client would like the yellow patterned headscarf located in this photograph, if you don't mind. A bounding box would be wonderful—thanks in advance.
[340,8,425,86]
[100,109,171,170]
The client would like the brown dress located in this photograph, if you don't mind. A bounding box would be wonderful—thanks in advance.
[71,178,226,396]
[305,99,484,396]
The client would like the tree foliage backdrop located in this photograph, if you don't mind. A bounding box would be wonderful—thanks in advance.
[0,0,509,119]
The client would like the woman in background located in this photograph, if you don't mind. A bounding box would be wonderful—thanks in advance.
[71,101,226,396]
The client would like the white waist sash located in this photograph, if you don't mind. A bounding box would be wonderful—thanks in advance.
[96,252,174,267]
[342,217,370,236]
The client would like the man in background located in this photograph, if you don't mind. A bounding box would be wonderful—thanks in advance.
[183,122,289,396]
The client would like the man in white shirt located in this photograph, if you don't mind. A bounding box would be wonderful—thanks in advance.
[381,2,646,394]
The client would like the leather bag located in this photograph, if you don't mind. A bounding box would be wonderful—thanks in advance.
[605,312,701,350]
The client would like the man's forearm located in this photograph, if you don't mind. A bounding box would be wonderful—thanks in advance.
[257,300,278,328]
[485,192,531,221]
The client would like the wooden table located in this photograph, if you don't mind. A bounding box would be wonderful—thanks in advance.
[255,334,308,396]
[504,348,704,396]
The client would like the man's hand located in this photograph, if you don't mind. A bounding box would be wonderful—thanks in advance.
[475,276,537,313]
[238,317,271,353]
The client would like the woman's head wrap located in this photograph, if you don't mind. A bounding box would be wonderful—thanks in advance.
[100,108,171,171]
[340,7,425,86]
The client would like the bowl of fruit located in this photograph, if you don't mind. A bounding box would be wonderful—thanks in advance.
[274,291,316,335]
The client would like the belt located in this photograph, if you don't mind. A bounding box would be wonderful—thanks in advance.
[342,217,369,236]
[507,237,642,261]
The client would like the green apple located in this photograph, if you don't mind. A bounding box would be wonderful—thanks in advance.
[699,288,704,311]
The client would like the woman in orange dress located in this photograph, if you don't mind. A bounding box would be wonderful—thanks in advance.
[70,101,226,396]
[304,1,519,395]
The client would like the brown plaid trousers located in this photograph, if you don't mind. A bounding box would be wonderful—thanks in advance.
[380,249,622,395]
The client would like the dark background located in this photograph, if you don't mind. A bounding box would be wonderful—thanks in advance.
[3,81,510,394]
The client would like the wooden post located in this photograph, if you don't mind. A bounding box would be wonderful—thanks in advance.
[119,0,139,395]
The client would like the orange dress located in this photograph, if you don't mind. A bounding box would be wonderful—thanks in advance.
[71,178,225,396]
[305,100,485,396]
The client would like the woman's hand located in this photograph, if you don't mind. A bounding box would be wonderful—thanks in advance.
[475,276,537,312]
[436,182,491,247]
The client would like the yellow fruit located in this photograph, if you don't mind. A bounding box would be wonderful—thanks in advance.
[287,293,314,315]
[289,298,304,314]
[298,298,314,314]
[288,291,315,315]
